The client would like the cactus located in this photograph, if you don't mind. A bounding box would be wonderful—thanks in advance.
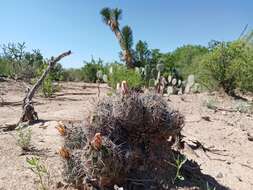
[156,63,164,89]
[177,79,182,87]
[168,75,172,84]
[185,74,195,93]
[96,70,103,80]
[102,74,108,83]
[171,78,177,86]
[151,68,156,78]
[167,86,174,96]
[156,63,164,72]
[135,67,140,74]
[149,78,156,87]
[109,66,113,75]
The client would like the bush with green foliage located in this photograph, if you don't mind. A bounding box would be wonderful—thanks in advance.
[0,43,45,80]
[36,63,58,97]
[16,127,32,151]
[81,58,104,82]
[197,40,253,94]
[61,68,83,81]
[107,64,143,89]
[0,58,11,76]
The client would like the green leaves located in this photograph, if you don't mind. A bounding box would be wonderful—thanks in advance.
[100,7,122,27]
[26,157,49,190]
[100,7,111,24]
[121,26,133,50]
[16,127,32,151]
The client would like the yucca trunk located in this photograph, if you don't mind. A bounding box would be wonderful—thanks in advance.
[112,28,134,68]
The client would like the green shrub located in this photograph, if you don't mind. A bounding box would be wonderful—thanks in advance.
[16,127,32,151]
[42,77,54,97]
[26,157,50,190]
[197,40,253,94]
[0,58,11,76]
[107,65,143,89]
[81,59,104,82]
[61,68,83,81]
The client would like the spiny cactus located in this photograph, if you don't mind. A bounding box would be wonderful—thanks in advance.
[135,67,140,74]
[109,66,113,75]
[149,78,156,87]
[96,70,103,80]
[103,74,108,83]
[171,78,177,86]
[156,63,164,81]
[168,75,172,84]
[60,92,185,189]
[185,74,195,93]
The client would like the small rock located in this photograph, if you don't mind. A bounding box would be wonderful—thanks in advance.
[236,176,243,182]
[216,172,223,178]
[247,133,253,141]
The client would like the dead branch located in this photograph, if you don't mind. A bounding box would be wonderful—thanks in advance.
[19,51,71,124]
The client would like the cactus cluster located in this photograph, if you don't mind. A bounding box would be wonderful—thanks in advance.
[59,92,185,189]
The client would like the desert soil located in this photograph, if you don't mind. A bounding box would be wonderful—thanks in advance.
[0,80,252,190]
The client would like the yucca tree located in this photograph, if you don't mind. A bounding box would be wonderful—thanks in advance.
[100,7,134,68]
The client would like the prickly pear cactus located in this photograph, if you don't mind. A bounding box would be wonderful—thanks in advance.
[177,79,182,87]
[171,78,177,86]
[156,63,164,72]
[185,74,195,93]
[102,74,108,83]
[167,86,174,96]
[149,78,156,87]
[109,66,113,75]
[168,75,172,84]
[96,70,103,80]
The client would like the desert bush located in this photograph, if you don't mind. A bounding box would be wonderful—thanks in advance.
[81,58,104,82]
[204,98,218,110]
[0,58,11,76]
[42,77,54,97]
[107,64,143,89]
[197,40,253,94]
[36,63,61,97]
[61,68,83,81]
[1,43,45,80]
[234,100,253,113]
[16,127,32,151]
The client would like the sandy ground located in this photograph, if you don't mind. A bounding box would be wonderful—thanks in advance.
[0,80,252,190]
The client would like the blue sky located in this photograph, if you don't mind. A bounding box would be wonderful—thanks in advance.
[0,0,252,68]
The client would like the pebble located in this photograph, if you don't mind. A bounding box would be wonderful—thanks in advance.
[216,172,223,178]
